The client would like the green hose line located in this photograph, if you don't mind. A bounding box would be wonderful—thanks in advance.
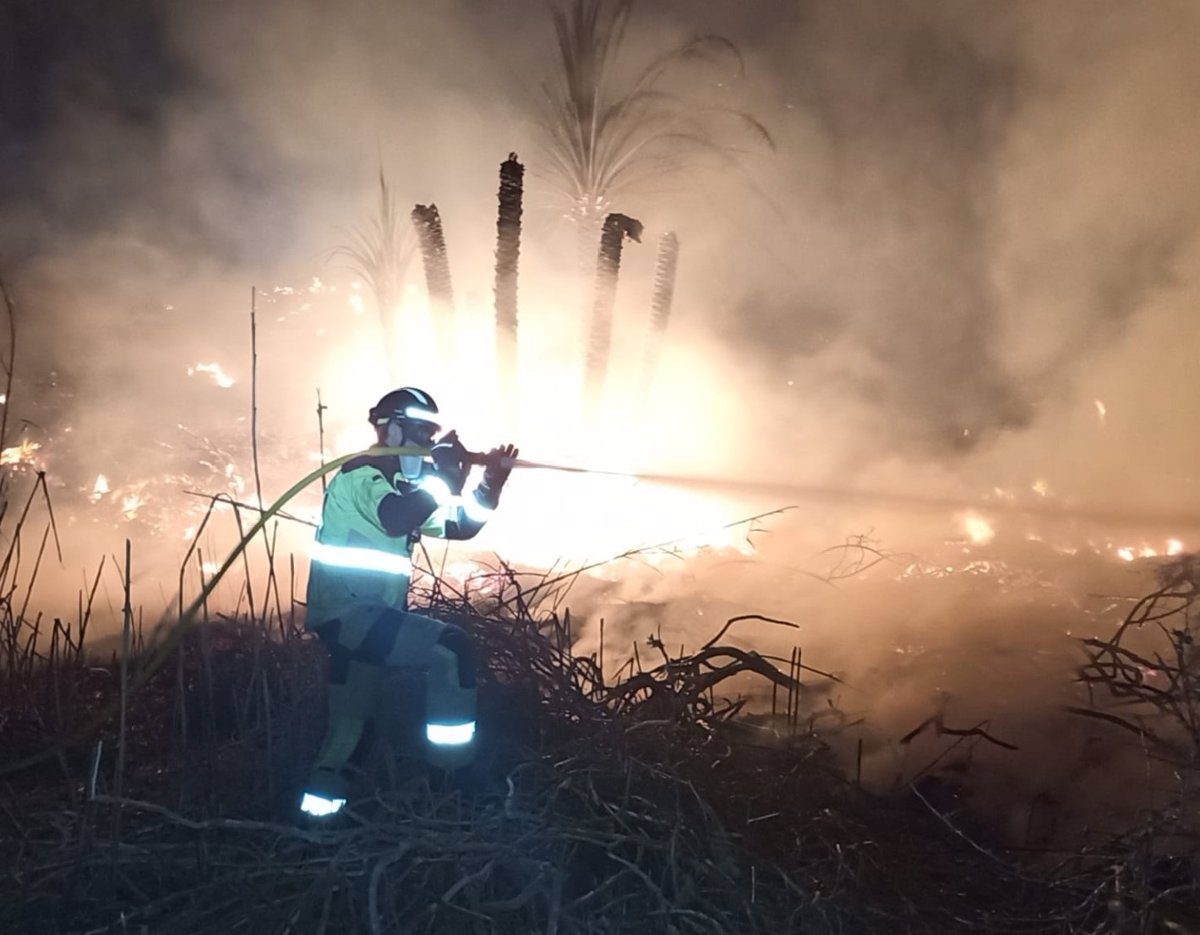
[0,446,430,778]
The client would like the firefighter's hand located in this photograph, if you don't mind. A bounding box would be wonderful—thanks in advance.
[431,430,468,495]
[483,444,518,492]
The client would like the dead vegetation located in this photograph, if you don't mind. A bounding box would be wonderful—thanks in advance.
[0,531,1172,935]
[0,279,1197,933]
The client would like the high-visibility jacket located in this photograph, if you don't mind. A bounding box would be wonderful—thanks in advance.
[305,450,494,643]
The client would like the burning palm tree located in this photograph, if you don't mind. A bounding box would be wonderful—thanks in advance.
[584,212,643,415]
[493,153,524,408]
[537,0,772,275]
[330,169,415,381]
[411,203,456,364]
[640,230,679,395]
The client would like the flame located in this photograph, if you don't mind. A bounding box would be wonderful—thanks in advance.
[1116,547,1135,562]
[1094,399,1107,422]
[188,362,235,388]
[1167,538,1184,556]
[121,493,145,520]
[1,440,41,466]
[92,474,109,500]
[960,512,995,545]
[1031,479,1049,497]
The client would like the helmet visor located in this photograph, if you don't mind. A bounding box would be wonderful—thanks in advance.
[398,418,439,446]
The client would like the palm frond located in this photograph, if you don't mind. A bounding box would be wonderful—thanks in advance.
[536,0,772,218]
[328,167,416,362]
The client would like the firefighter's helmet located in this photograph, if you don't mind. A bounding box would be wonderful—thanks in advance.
[369,387,441,431]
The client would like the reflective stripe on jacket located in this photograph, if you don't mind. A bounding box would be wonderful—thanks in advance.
[304,452,494,639]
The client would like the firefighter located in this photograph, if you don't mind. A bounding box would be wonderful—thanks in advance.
[299,387,516,817]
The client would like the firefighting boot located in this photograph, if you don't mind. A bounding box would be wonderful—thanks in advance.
[300,661,382,817]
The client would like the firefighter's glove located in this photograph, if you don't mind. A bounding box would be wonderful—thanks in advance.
[430,431,468,495]
[482,444,518,494]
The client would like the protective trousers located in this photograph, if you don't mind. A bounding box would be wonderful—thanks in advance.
[309,609,477,795]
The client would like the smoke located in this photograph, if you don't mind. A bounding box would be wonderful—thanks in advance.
[2,0,1200,845]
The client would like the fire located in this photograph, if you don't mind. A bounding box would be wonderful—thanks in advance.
[188,362,236,388]
[92,474,109,500]
[121,493,145,521]
[1094,399,1107,422]
[960,512,995,545]
[1167,538,1184,556]
[1,440,41,466]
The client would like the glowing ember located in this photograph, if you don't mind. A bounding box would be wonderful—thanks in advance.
[121,494,145,520]
[1094,399,1107,422]
[1,440,41,465]
[1031,479,1049,497]
[961,513,995,545]
[1167,538,1184,556]
[92,474,109,501]
[187,362,236,388]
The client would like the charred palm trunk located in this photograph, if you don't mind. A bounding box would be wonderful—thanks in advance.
[584,212,643,415]
[493,153,524,407]
[640,231,679,395]
[411,203,455,362]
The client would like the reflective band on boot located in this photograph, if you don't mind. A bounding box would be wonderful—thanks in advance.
[426,720,476,746]
[300,792,346,817]
[301,765,350,818]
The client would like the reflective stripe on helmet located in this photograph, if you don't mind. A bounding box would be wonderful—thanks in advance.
[403,406,439,423]
[426,721,475,746]
[310,541,413,575]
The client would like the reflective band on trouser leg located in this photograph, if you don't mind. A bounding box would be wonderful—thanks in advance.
[424,643,477,770]
[310,540,413,575]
